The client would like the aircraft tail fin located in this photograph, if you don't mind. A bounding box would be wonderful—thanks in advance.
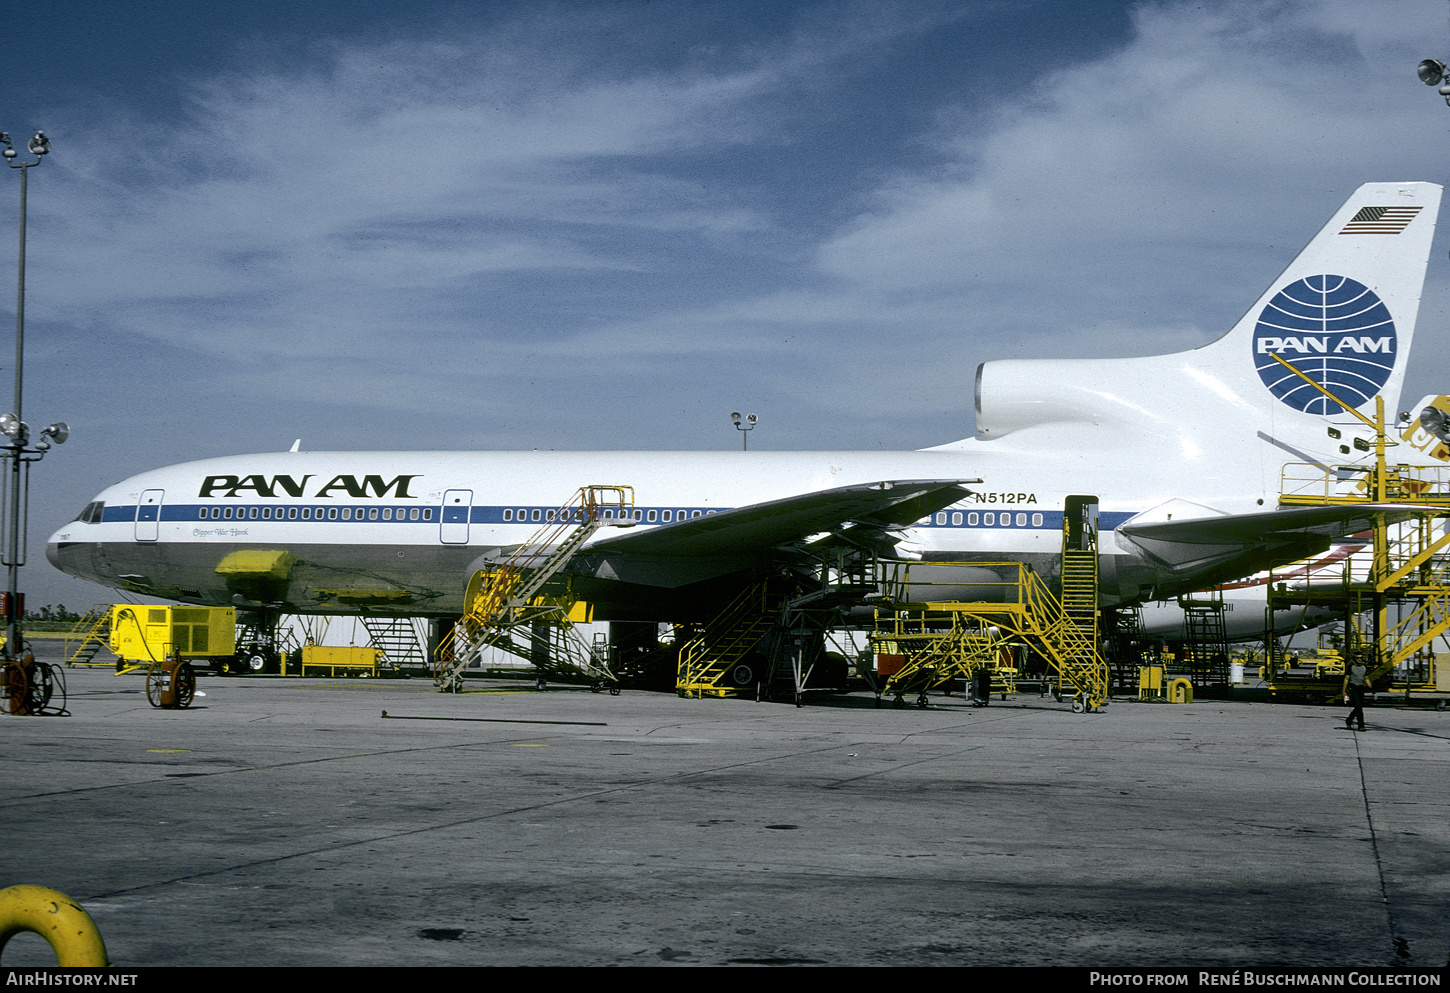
[962,182,1441,447]
[1218,181,1440,420]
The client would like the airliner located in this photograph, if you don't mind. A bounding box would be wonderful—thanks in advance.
[46,182,1445,629]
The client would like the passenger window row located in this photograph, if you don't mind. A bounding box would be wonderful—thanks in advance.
[500,507,712,522]
[195,506,434,521]
[925,511,1045,528]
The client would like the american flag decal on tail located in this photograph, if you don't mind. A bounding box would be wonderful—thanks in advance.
[1339,205,1422,234]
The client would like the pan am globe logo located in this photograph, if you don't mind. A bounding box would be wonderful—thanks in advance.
[1252,274,1395,415]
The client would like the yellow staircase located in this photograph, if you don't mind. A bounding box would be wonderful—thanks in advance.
[433,485,633,692]
[677,580,785,697]
[64,605,113,667]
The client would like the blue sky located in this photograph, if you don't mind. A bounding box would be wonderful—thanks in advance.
[7,0,1450,608]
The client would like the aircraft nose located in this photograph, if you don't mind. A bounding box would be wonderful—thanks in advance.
[46,520,89,578]
[46,529,70,571]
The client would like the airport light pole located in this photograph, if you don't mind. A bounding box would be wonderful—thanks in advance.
[0,130,60,668]
[731,411,757,451]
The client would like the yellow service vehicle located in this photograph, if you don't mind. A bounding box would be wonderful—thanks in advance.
[294,644,384,677]
[109,606,243,673]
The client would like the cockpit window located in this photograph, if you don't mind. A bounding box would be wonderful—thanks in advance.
[73,501,104,524]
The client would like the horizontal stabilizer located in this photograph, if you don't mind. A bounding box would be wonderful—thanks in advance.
[587,479,976,557]
[1118,504,1419,588]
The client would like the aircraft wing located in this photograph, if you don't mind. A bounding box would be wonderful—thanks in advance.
[1117,503,1425,578]
[586,479,975,557]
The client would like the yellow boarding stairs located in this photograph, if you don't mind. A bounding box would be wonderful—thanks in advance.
[873,560,1109,712]
[64,605,114,667]
[676,579,787,697]
[433,486,633,693]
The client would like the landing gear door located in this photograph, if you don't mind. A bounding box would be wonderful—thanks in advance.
[136,489,164,542]
[440,489,472,544]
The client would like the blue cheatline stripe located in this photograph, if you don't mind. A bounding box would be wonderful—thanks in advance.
[97,503,1137,532]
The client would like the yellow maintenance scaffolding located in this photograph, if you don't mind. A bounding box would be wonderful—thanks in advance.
[869,559,1110,712]
[1265,356,1450,706]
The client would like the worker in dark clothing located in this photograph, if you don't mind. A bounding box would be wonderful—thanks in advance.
[1342,654,1369,731]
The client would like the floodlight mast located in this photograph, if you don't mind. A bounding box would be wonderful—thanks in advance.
[0,131,57,667]
[730,410,758,451]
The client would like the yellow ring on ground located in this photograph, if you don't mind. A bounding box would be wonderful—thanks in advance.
[0,885,108,966]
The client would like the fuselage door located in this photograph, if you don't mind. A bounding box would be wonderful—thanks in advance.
[441,489,472,544]
[135,489,164,542]
[1063,495,1100,551]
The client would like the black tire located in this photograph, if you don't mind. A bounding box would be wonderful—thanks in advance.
[175,663,196,708]
[728,663,754,687]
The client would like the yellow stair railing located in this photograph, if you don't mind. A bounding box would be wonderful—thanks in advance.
[434,485,633,691]
[677,580,782,697]
[64,605,113,667]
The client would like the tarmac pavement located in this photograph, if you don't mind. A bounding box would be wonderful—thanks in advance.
[1,647,1447,968]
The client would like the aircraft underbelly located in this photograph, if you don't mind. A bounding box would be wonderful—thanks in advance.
[53,536,1155,617]
[53,539,773,618]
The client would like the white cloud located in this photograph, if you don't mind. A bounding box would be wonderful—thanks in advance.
[19,0,1450,458]
[810,0,1450,366]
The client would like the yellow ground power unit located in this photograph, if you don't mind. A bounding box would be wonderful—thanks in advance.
[109,605,237,667]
